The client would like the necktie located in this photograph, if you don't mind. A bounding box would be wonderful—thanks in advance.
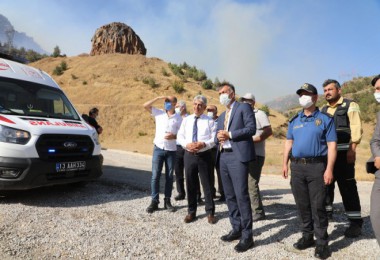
[224,108,230,130]
[192,116,199,142]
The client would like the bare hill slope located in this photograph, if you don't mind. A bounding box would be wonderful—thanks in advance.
[31,54,288,154]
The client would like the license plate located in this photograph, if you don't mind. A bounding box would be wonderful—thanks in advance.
[56,161,86,172]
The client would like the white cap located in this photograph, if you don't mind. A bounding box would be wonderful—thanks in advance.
[240,93,255,101]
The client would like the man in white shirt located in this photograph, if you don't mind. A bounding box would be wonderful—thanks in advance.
[177,95,217,224]
[174,101,203,203]
[143,96,182,213]
[240,93,272,221]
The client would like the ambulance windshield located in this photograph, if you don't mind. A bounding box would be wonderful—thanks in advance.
[0,77,80,120]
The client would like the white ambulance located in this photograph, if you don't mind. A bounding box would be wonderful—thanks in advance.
[0,55,102,190]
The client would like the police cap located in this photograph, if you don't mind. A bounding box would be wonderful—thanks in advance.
[296,83,318,95]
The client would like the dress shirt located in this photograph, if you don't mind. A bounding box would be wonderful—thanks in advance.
[222,101,236,149]
[177,114,216,153]
[152,107,182,151]
[176,113,188,145]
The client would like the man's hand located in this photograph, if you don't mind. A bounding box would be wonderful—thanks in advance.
[323,168,334,185]
[164,132,176,140]
[217,130,230,142]
[186,142,205,152]
[375,157,380,169]
[282,164,288,179]
[347,149,356,164]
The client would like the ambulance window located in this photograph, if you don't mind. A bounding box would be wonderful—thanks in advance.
[0,78,80,120]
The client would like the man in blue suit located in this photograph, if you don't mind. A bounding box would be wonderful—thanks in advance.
[215,82,256,253]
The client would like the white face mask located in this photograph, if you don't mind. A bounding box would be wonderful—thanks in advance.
[219,93,231,106]
[175,107,181,114]
[298,95,313,108]
[207,112,214,118]
[374,93,380,103]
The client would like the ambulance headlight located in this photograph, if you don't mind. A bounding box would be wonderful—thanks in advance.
[0,125,31,145]
[92,132,100,145]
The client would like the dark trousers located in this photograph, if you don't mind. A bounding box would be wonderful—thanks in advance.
[175,145,201,198]
[210,147,224,197]
[248,156,265,216]
[184,151,214,215]
[371,171,380,246]
[325,151,362,226]
[219,151,252,239]
[290,161,328,246]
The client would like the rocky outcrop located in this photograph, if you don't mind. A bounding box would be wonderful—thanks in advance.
[90,22,147,56]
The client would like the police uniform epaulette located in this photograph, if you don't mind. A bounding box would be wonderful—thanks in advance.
[289,113,299,123]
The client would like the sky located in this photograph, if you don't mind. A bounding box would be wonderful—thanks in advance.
[0,0,379,102]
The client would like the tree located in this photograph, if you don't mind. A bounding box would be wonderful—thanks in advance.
[261,105,270,116]
[52,46,61,57]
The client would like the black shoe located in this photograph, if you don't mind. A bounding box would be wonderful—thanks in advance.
[174,193,185,201]
[234,238,254,253]
[164,198,176,212]
[221,230,242,242]
[314,244,331,259]
[293,235,315,250]
[253,214,266,221]
[344,224,362,238]
[146,200,158,213]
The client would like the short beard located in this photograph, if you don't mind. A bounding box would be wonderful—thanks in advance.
[326,96,340,104]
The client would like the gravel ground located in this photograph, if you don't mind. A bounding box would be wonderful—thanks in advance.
[0,149,378,259]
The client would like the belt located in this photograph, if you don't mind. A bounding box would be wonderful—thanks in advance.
[186,150,210,156]
[290,156,326,164]
[220,148,233,153]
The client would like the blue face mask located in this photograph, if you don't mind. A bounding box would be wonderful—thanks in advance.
[164,102,172,111]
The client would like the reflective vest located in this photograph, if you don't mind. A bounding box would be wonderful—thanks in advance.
[321,98,351,151]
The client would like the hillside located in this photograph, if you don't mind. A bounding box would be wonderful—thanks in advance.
[30,54,288,154]
[30,54,376,181]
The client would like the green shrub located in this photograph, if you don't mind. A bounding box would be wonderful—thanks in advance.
[261,105,270,116]
[161,67,170,77]
[71,74,78,80]
[143,77,158,88]
[82,80,87,85]
[60,61,67,71]
[202,79,213,90]
[172,80,185,93]
[193,69,207,81]
[52,66,63,76]
[52,61,68,76]
[168,63,184,77]
[52,45,61,57]
[138,131,147,136]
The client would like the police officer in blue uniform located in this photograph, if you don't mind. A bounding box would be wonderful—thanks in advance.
[283,83,337,259]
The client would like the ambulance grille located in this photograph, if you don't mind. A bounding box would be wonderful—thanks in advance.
[36,134,94,160]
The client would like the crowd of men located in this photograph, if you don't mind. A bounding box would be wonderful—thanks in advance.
[142,77,380,259]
